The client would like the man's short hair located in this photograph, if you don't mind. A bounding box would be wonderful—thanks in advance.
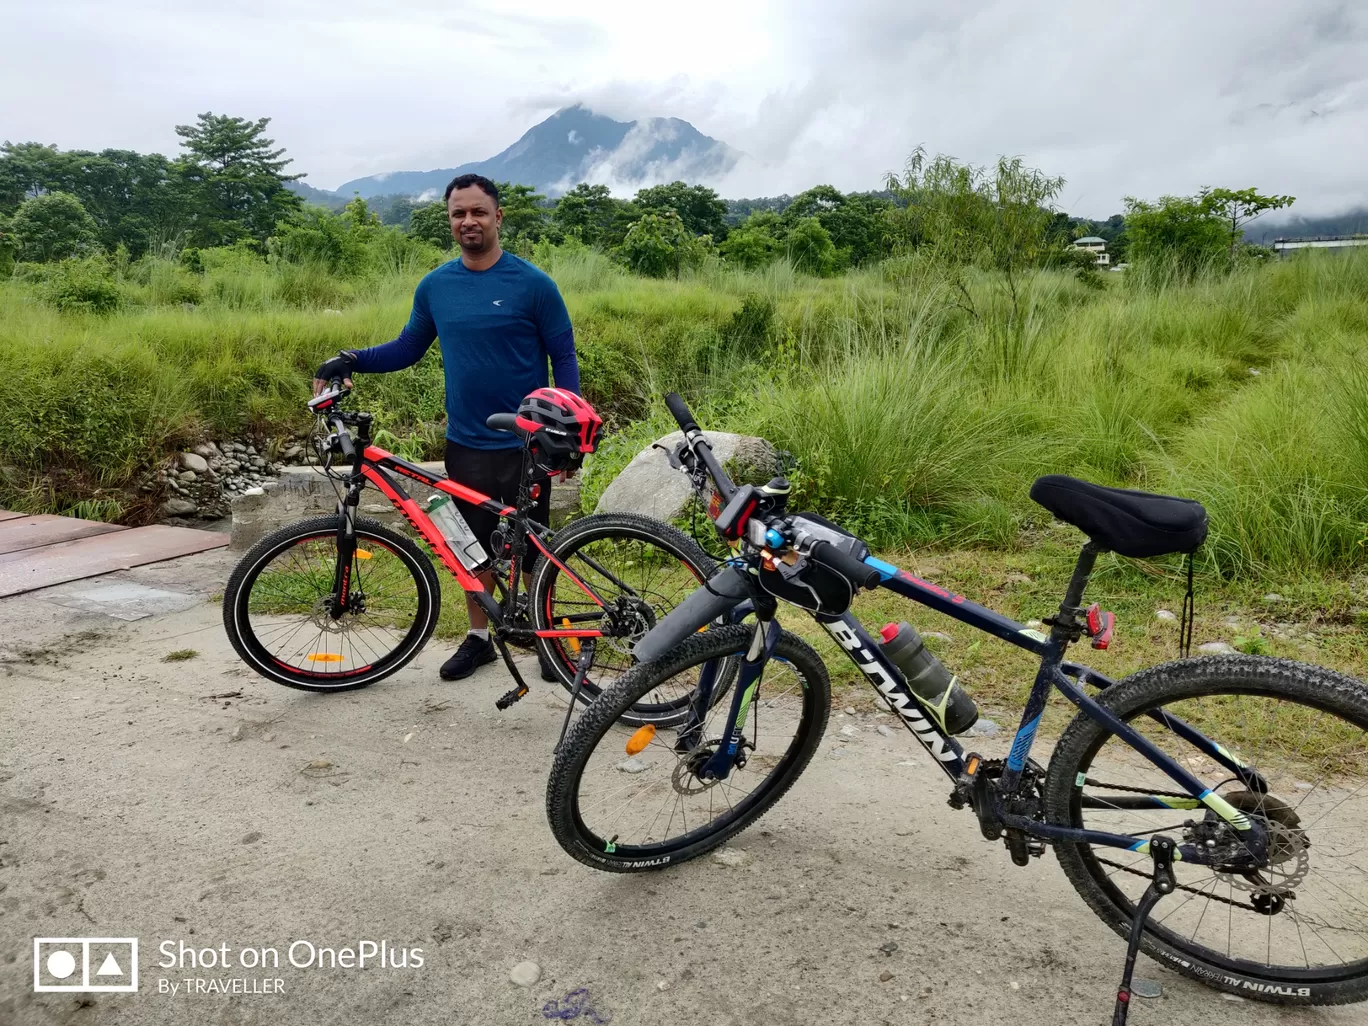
[444,174,500,206]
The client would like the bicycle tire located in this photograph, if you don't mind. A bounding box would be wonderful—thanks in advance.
[224,514,441,692]
[1043,655,1368,1005]
[546,623,830,872]
[530,511,736,726]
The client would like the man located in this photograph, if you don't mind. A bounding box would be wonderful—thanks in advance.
[313,173,579,681]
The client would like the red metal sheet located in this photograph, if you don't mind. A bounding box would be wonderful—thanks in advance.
[0,515,125,555]
[0,526,228,598]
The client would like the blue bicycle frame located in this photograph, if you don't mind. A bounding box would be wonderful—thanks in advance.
[688,548,1269,868]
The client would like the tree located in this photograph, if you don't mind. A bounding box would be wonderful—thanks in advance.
[1123,194,1229,277]
[1200,187,1295,256]
[634,181,728,239]
[174,112,302,247]
[619,210,706,278]
[781,185,892,266]
[10,192,99,261]
[785,217,839,276]
[720,221,780,269]
[495,182,549,244]
[407,201,451,250]
[552,183,627,247]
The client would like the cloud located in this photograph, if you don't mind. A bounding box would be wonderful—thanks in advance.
[2,0,1365,215]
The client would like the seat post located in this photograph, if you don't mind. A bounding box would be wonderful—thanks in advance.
[1052,541,1104,638]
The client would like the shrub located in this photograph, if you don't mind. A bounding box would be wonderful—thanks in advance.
[37,257,124,314]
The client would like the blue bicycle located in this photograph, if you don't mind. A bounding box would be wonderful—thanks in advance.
[546,394,1368,1014]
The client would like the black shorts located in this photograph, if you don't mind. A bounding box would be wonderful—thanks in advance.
[443,440,550,552]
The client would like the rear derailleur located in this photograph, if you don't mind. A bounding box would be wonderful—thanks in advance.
[949,755,1047,866]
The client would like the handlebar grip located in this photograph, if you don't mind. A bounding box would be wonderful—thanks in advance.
[664,392,699,434]
[809,541,881,591]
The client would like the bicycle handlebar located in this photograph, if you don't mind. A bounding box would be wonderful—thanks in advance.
[808,540,881,590]
[663,392,737,502]
[664,391,699,434]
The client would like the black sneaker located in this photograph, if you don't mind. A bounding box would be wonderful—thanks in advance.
[440,634,496,680]
[539,647,561,683]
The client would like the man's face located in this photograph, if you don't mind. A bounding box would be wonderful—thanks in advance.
[447,186,502,254]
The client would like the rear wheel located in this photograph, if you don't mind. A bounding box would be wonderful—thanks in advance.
[223,515,440,691]
[531,512,734,725]
[1044,655,1368,1005]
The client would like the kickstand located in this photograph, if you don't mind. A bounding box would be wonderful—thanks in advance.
[555,640,596,752]
[1112,835,1176,1026]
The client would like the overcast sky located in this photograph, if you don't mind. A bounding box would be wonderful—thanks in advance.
[4,1,1365,216]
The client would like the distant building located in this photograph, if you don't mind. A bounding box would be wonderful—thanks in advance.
[1072,236,1110,266]
[1271,235,1368,259]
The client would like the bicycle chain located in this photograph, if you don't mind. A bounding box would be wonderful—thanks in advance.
[1095,855,1260,912]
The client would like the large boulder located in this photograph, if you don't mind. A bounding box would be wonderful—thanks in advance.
[595,431,777,521]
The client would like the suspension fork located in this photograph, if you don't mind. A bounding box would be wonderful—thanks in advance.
[328,476,364,619]
[698,618,782,781]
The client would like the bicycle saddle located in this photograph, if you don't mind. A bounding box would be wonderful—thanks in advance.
[1029,475,1207,558]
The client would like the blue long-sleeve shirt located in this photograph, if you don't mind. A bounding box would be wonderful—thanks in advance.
[352,252,580,449]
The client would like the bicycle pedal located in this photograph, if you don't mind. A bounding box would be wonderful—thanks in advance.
[496,684,529,710]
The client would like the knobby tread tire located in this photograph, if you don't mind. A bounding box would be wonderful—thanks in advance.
[223,514,441,692]
[546,623,830,872]
[1043,654,1368,1006]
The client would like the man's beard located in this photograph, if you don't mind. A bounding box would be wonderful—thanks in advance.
[459,229,493,254]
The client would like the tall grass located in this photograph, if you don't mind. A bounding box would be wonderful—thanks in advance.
[1,246,1366,580]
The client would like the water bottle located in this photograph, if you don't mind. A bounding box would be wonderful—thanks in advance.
[426,493,487,571]
[879,621,979,735]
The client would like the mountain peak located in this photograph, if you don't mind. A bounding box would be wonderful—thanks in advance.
[330,108,738,200]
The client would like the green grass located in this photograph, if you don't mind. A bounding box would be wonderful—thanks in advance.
[2,246,1367,589]
[162,649,199,662]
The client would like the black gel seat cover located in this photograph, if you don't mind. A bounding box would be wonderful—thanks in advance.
[1029,475,1208,558]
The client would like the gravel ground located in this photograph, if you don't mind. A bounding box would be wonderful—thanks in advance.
[1,549,1362,1026]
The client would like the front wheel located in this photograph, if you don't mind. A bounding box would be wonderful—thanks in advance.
[1044,655,1368,1005]
[546,623,830,872]
[223,514,441,691]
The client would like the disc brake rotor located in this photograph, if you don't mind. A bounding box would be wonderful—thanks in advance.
[1213,790,1310,898]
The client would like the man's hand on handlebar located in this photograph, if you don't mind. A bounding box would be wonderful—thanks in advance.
[312,351,358,395]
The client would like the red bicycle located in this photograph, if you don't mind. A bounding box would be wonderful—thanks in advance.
[223,381,718,721]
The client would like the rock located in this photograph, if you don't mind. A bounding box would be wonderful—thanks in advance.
[178,470,198,484]
[229,724,244,742]
[160,498,198,517]
[711,847,752,868]
[180,452,209,473]
[879,941,899,955]
[656,980,671,991]
[615,756,651,774]
[241,831,262,844]
[1155,609,1177,621]
[1262,593,1284,604]
[840,724,860,737]
[876,724,896,737]
[508,961,541,987]
[962,718,999,737]
[1003,573,1032,585]
[879,971,894,983]
[1009,980,1020,991]
[246,445,258,456]
[282,444,305,460]
[193,443,219,459]
[844,706,856,716]
[1131,979,1162,998]
[595,430,778,521]
[1198,641,1236,655]
[1247,368,1261,376]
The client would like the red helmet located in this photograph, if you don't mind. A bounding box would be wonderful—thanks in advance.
[515,387,603,469]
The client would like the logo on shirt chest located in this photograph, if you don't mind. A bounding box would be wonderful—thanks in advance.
[492,300,504,306]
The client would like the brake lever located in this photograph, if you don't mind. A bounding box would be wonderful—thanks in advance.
[652,440,685,471]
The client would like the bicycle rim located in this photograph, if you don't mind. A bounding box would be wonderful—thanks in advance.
[239,530,425,681]
[1068,686,1368,981]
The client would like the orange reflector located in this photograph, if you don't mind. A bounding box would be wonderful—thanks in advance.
[562,618,580,657]
[966,755,981,776]
[306,653,344,663]
[355,549,372,560]
[625,724,656,756]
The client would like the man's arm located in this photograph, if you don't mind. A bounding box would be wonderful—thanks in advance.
[352,282,438,373]
[535,276,579,394]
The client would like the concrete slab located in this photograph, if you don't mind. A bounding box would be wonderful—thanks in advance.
[0,525,228,598]
[41,580,204,621]
[0,513,125,554]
